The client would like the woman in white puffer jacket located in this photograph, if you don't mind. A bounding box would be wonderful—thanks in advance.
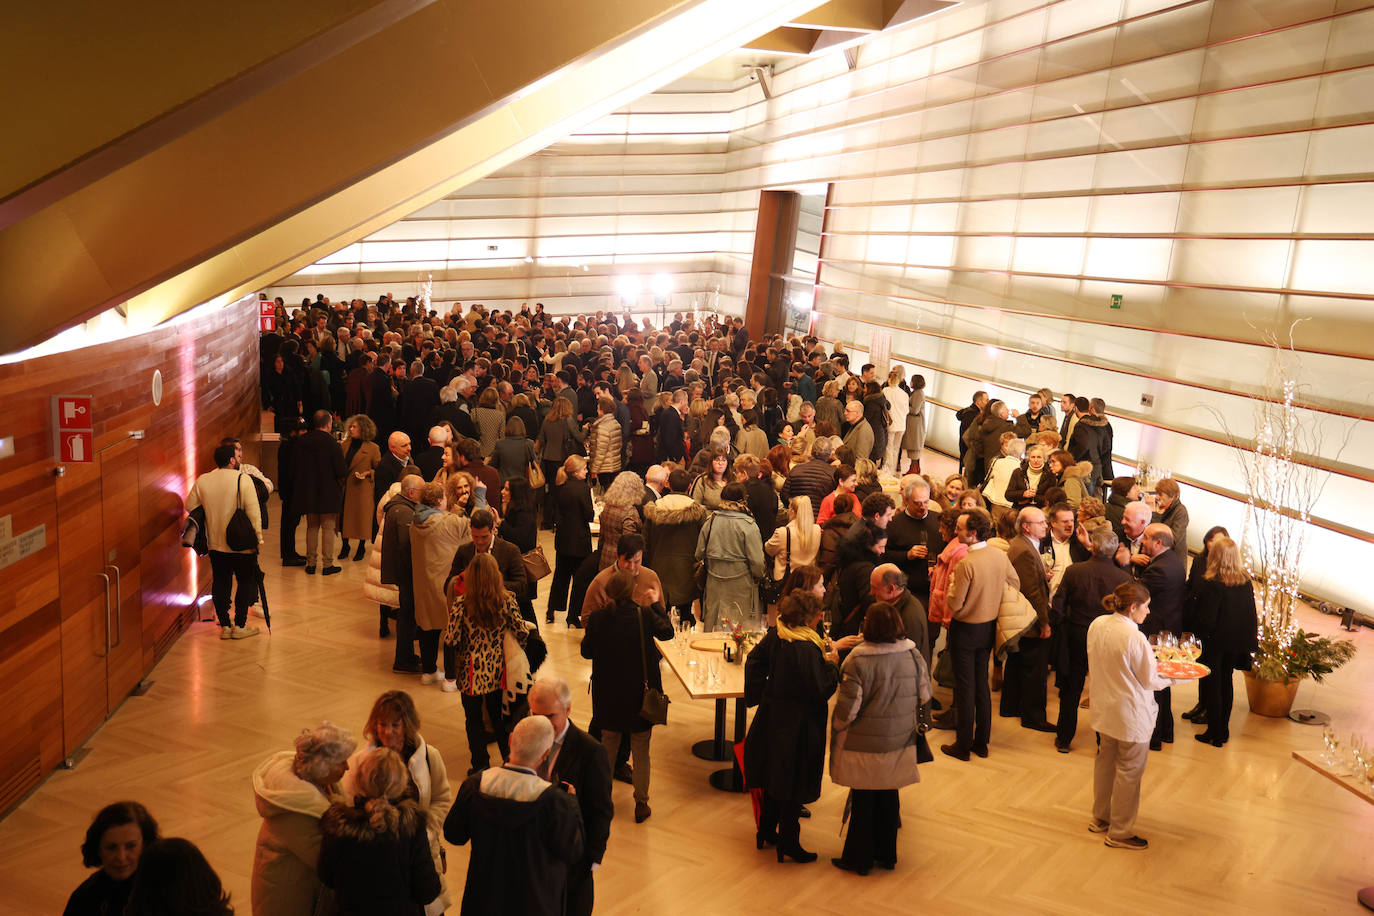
[363,482,403,637]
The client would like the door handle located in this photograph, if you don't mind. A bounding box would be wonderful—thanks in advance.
[107,565,122,648]
[97,572,111,658]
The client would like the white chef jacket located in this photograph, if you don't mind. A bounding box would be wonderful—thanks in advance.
[1087,612,1171,743]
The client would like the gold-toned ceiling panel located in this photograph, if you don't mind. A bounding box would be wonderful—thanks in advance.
[3,0,823,353]
[2,0,400,203]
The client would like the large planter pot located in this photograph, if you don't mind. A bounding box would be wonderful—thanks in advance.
[1244,670,1302,718]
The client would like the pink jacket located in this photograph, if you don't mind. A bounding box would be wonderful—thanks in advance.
[927,539,969,625]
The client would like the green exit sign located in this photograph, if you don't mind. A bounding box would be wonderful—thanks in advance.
[1110,294,1123,310]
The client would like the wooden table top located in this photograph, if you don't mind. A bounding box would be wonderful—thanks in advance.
[656,634,746,700]
[1292,749,1374,805]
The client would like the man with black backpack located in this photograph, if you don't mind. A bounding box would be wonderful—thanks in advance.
[186,444,262,640]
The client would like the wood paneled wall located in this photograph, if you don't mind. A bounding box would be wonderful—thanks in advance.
[0,297,259,816]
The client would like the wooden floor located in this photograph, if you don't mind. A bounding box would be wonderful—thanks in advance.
[1,452,1371,915]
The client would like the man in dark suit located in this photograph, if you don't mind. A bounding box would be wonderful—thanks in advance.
[366,353,398,442]
[398,359,441,445]
[529,676,613,916]
[412,426,447,481]
[1003,507,1055,731]
[292,410,347,576]
[655,390,688,463]
[1137,523,1186,750]
[373,431,413,512]
[448,509,530,615]
[955,391,987,471]
[344,351,374,417]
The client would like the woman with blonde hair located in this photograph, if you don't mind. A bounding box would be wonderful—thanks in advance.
[1188,537,1257,747]
[598,470,646,570]
[444,471,480,517]
[815,380,843,433]
[472,387,506,458]
[339,414,381,562]
[320,747,441,915]
[444,553,529,771]
[764,496,822,584]
[550,455,594,625]
[535,396,583,527]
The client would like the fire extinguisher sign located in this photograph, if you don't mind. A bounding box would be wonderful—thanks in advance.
[52,394,94,463]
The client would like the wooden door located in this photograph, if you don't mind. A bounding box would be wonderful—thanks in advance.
[58,458,109,753]
[100,439,144,709]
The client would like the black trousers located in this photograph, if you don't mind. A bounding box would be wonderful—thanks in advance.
[541,459,562,524]
[1199,654,1238,740]
[461,690,508,770]
[1055,623,1091,746]
[841,789,900,868]
[566,868,594,916]
[548,552,585,617]
[392,580,418,667]
[567,555,601,625]
[278,500,301,560]
[1152,687,1173,743]
[759,794,803,847]
[209,551,258,628]
[949,619,995,752]
[1000,633,1050,724]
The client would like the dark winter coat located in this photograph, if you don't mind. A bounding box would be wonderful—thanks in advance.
[318,798,440,916]
[781,457,837,509]
[443,769,584,916]
[816,511,859,579]
[291,428,346,515]
[580,599,674,732]
[554,477,595,558]
[743,630,839,803]
[642,494,709,608]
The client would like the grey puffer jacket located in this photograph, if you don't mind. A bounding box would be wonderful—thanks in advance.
[829,638,932,790]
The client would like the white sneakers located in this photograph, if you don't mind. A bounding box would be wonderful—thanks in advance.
[441,679,458,693]
[231,625,260,640]
[420,671,443,685]
[220,626,232,640]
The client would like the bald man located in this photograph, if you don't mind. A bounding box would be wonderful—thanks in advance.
[381,474,425,673]
[841,399,874,463]
[374,430,413,510]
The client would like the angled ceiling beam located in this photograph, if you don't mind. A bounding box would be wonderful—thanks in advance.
[742,26,823,57]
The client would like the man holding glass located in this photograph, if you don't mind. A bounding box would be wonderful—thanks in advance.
[1136,524,1186,751]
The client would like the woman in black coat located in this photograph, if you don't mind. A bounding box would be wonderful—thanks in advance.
[266,354,303,435]
[1006,444,1060,511]
[580,571,673,823]
[1181,525,1229,721]
[498,476,540,623]
[319,747,440,916]
[549,456,594,625]
[743,592,843,863]
[1186,537,1257,747]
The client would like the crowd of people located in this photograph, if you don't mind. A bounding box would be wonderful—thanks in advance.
[78,294,1264,912]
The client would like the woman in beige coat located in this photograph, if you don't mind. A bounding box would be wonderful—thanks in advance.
[339,414,382,561]
[251,722,356,916]
[364,481,403,637]
[410,481,472,690]
[829,603,931,876]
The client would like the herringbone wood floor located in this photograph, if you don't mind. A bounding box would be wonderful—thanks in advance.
[1,454,1370,915]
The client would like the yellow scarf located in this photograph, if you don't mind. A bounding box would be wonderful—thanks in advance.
[776,620,826,652]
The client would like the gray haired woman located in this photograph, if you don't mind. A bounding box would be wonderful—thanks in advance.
[252,722,357,916]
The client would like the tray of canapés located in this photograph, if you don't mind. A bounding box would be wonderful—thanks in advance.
[1151,634,1209,680]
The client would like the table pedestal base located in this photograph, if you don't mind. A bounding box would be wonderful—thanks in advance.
[692,739,730,762]
[709,767,744,792]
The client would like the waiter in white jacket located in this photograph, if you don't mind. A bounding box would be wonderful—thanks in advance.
[1086,579,1170,850]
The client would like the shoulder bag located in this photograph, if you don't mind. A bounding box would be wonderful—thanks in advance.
[526,457,546,490]
[758,526,789,605]
[637,605,670,725]
[522,544,552,581]
[909,646,935,764]
[693,515,716,594]
[225,472,259,552]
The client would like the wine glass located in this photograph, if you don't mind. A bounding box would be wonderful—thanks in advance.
[707,656,721,686]
[1322,725,1338,765]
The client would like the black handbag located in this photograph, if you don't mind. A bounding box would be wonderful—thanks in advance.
[225,472,259,552]
[636,606,669,726]
[758,527,789,605]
